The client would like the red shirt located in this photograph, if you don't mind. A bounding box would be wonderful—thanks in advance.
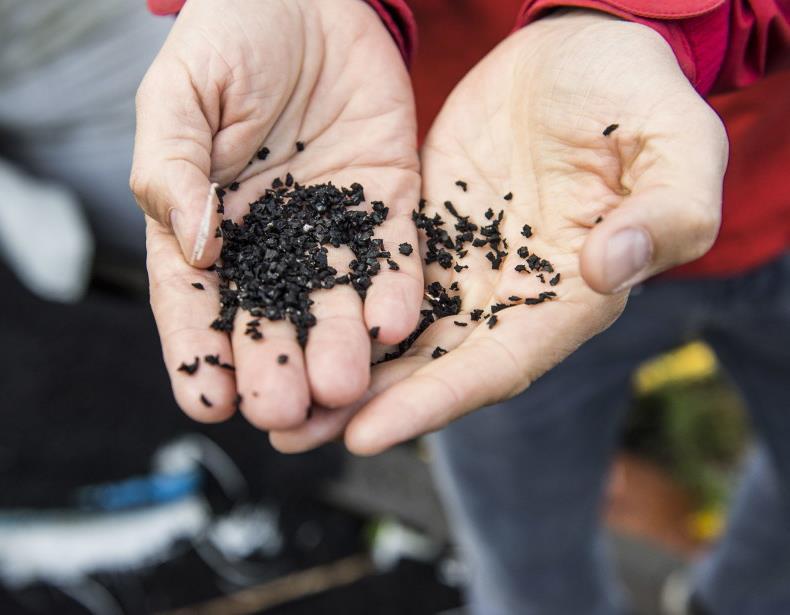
[150,0,790,278]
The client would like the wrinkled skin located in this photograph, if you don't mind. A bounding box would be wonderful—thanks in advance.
[131,0,423,428]
[269,11,728,455]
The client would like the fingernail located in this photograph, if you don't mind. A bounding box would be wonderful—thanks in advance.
[191,184,218,264]
[605,228,652,291]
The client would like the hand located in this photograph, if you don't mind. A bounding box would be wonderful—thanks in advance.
[269,10,727,454]
[132,0,422,428]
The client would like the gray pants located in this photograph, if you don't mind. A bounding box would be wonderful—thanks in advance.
[432,252,790,615]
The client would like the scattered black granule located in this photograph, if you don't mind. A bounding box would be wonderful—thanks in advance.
[192,282,205,290]
[215,187,226,214]
[470,309,483,321]
[214,227,222,238]
[549,273,561,286]
[418,199,427,212]
[517,246,529,259]
[524,297,544,305]
[431,346,448,359]
[229,182,240,191]
[453,321,468,327]
[449,281,459,291]
[200,394,213,407]
[521,224,533,238]
[387,259,400,271]
[454,264,469,272]
[212,180,390,346]
[595,216,604,224]
[455,180,468,192]
[257,147,270,160]
[457,249,468,259]
[540,259,554,273]
[205,354,220,366]
[277,354,289,365]
[485,249,506,270]
[295,141,305,152]
[220,362,235,371]
[272,177,283,189]
[178,357,200,375]
[503,192,513,201]
[603,123,619,137]
[369,326,380,339]
[486,315,498,329]
[484,208,494,220]
[508,296,521,302]
[490,303,509,314]
[537,273,546,283]
[399,242,414,256]
[539,291,557,299]
[284,173,293,187]
[515,264,527,273]
[216,187,226,200]
[443,200,462,218]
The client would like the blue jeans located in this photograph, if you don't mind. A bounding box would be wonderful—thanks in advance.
[431,252,790,615]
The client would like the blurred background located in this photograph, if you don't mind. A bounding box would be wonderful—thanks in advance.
[0,1,753,614]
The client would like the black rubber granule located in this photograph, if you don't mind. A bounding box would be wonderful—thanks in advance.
[549,273,561,286]
[524,297,544,305]
[486,315,498,329]
[178,357,200,375]
[517,246,529,259]
[515,264,527,273]
[595,216,604,224]
[369,326,380,339]
[295,141,305,152]
[490,303,509,314]
[484,208,494,220]
[453,321,468,327]
[215,227,222,238]
[220,362,235,372]
[205,354,220,366]
[455,180,468,192]
[508,296,521,302]
[212,180,391,346]
[387,259,400,271]
[200,394,213,407]
[229,182,240,191]
[521,224,533,238]
[285,172,294,187]
[537,273,546,283]
[503,192,513,201]
[603,124,619,137]
[449,281,459,291]
[431,346,447,359]
[277,354,289,365]
[257,147,270,160]
[443,200,462,218]
[192,282,205,290]
[470,309,483,321]
[399,242,414,256]
[454,264,469,272]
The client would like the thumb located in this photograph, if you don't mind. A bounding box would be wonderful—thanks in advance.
[130,66,222,268]
[580,110,728,294]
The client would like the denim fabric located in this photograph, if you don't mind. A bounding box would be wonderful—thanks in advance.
[431,252,790,615]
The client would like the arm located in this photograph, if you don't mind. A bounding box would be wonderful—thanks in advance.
[518,0,790,93]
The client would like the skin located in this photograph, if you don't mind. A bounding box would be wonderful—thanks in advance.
[132,0,423,428]
[268,10,728,455]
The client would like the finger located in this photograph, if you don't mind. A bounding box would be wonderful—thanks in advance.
[344,297,620,456]
[146,217,237,422]
[305,285,370,408]
[363,210,424,344]
[269,353,427,454]
[131,66,221,268]
[581,107,728,294]
[232,316,310,431]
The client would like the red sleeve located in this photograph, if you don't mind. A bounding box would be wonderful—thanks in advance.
[146,0,416,65]
[516,0,790,95]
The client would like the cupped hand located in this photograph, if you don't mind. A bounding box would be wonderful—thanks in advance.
[132,0,422,428]
[269,10,728,454]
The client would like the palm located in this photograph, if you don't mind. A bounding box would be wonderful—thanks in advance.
[143,0,422,428]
